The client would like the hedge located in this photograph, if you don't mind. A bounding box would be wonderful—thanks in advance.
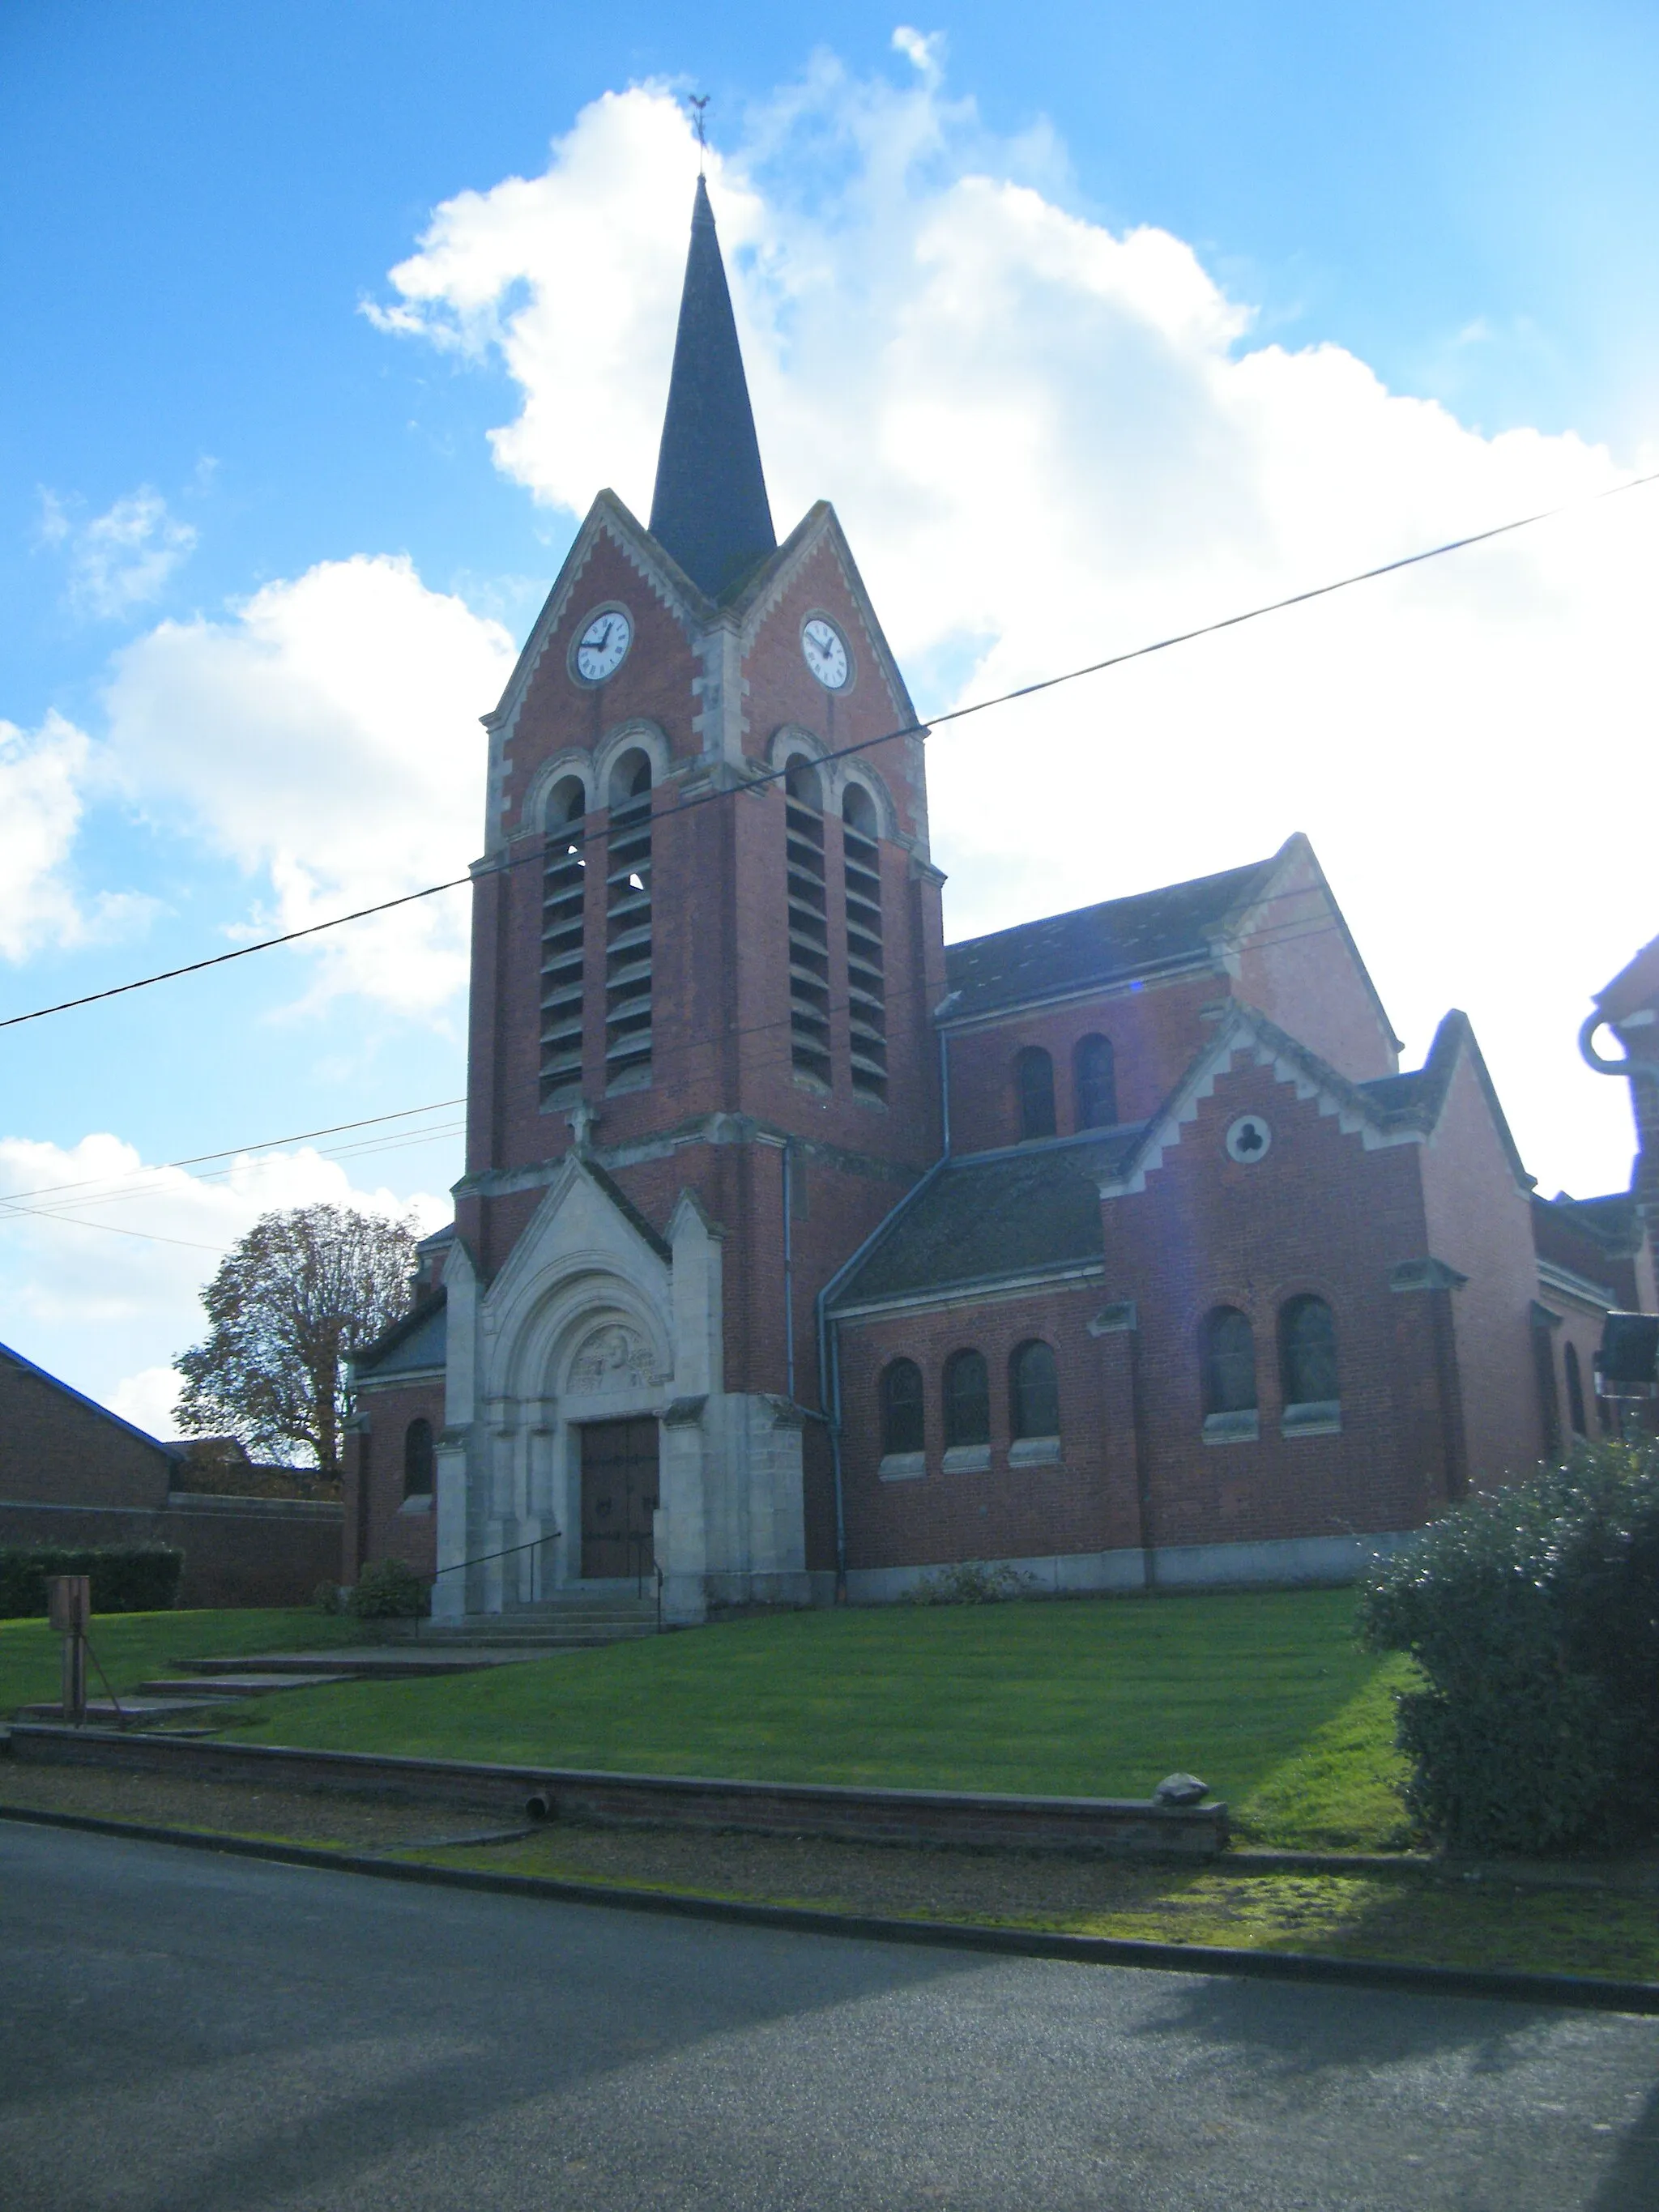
[1359,1440,1659,1856]
[0,1545,185,1620]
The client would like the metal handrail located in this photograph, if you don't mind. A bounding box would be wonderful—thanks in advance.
[413,1529,562,1635]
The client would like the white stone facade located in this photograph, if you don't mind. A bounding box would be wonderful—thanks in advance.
[432,1157,808,1625]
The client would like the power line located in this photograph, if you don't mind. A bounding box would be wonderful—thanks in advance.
[5,462,1656,1038]
[1,893,1360,1234]
[0,1097,466,1212]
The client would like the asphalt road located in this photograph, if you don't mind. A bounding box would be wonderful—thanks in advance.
[3,1824,1658,2211]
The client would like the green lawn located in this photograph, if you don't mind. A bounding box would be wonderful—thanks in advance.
[0,1607,367,1720]
[217,1589,1416,1852]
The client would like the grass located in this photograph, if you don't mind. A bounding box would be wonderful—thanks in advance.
[0,1606,367,1719]
[211,1587,1418,1852]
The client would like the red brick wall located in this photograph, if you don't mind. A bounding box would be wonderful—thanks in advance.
[1418,1051,1545,1488]
[945,969,1226,1157]
[1105,1059,1443,1549]
[1232,845,1398,1080]
[0,1353,173,1510]
[837,1284,1140,1571]
[0,1498,341,1609]
[343,1382,444,1583]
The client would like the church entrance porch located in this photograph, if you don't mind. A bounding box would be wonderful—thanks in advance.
[579,1417,659,1583]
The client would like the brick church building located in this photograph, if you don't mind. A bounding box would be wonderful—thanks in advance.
[343,179,1653,1622]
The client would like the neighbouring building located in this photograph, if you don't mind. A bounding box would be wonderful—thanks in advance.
[344,177,1653,1622]
[0,1340,343,1608]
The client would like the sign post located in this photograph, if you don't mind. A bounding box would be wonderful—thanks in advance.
[47,1575,91,1724]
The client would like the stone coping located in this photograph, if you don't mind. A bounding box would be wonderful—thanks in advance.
[6,1724,1227,1858]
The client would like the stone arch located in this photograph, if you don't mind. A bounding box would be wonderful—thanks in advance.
[494,1261,672,1412]
[521,749,595,838]
[595,719,671,808]
[830,761,896,841]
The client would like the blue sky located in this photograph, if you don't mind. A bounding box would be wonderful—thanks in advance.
[2,1,1657,1427]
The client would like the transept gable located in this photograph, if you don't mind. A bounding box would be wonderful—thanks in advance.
[1096,1002,1465,1200]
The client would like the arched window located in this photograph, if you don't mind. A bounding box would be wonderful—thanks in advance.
[1565,1343,1589,1437]
[943,1349,990,1448]
[1280,1295,1339,1408]
[403,1417,435,1498]
[1009,1340,1060,1439]
[1017,1047,1056,1140]
[1202,1308,1257,1415]
[1074,1034,1118,1130]
[881,1359,925,1456]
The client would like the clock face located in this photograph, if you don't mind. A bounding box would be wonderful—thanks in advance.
[573,607,632,684]
[802,617,850,691]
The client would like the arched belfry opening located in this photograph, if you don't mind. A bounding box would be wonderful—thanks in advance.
[605,751,654,1093]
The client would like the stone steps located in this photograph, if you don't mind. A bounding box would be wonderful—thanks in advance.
[135,1672,351,1698]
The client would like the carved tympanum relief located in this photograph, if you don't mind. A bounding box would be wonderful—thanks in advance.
[569,1323,655,1395]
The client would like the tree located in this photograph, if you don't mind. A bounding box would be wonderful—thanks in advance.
[174,1204,417,1474]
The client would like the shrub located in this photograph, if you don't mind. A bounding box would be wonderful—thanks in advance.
[348,1558,429,1619]
[311,1580,345,1614]
[903,1560,1037,1606]
[1359,1440,1659,1856]
[0,1545,185,1620]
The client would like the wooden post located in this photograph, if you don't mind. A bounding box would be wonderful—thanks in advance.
[47,1575,91,1724]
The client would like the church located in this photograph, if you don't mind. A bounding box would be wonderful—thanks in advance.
[343,179,1654,1623]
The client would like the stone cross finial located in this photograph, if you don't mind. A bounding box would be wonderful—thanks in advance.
[565,1101,599,1155]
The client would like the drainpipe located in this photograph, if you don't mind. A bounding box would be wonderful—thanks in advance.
[814,1005,957,1603]
[782,1137,795,1404]
[1580,1012,1659,1086]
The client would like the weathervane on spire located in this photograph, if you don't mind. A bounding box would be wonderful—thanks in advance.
[688,93,710,175]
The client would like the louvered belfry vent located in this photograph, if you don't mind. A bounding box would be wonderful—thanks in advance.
[539,792,588,1107]
[604,760,655,1092]
[842,787,888,1102]
[784,761,833,1088]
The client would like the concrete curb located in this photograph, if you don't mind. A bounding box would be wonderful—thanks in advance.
[3,1801,1657,2018]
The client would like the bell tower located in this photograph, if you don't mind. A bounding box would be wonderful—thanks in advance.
[435,177,947,1622]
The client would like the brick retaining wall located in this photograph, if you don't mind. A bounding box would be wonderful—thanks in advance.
[6,1725,1227,1858]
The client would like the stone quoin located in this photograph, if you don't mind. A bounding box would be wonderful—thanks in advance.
[343,177,1655,1622]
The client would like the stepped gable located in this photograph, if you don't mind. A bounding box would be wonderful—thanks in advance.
[943,855,1277,1021]
[831,1133,1137,1311]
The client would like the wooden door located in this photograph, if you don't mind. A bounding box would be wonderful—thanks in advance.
[579,1418,659,1581]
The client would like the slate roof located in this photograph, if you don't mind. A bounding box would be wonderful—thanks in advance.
[1538,1191,1642,1255]
[352,1289,447,1383]
[830,1132,1139,1311]
[942,856,1277,1021]
[647,177,777,602]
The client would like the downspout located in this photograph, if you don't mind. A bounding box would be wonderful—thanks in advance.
[1580,1012,1659,1085]
[782,1137,795,1404]
[815,1010,957,1604]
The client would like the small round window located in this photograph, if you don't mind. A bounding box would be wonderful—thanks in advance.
[1225,1115,1272,1164]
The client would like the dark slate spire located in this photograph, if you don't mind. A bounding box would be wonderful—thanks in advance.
[649,177,777,599]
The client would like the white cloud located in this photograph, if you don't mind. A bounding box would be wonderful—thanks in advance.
[0,712,148,962]
[368,62,1659,1196]
[103,556,517,1016]
[0,1130,453,1421]
[110,1366,183,1439]
[43,485,198,619]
